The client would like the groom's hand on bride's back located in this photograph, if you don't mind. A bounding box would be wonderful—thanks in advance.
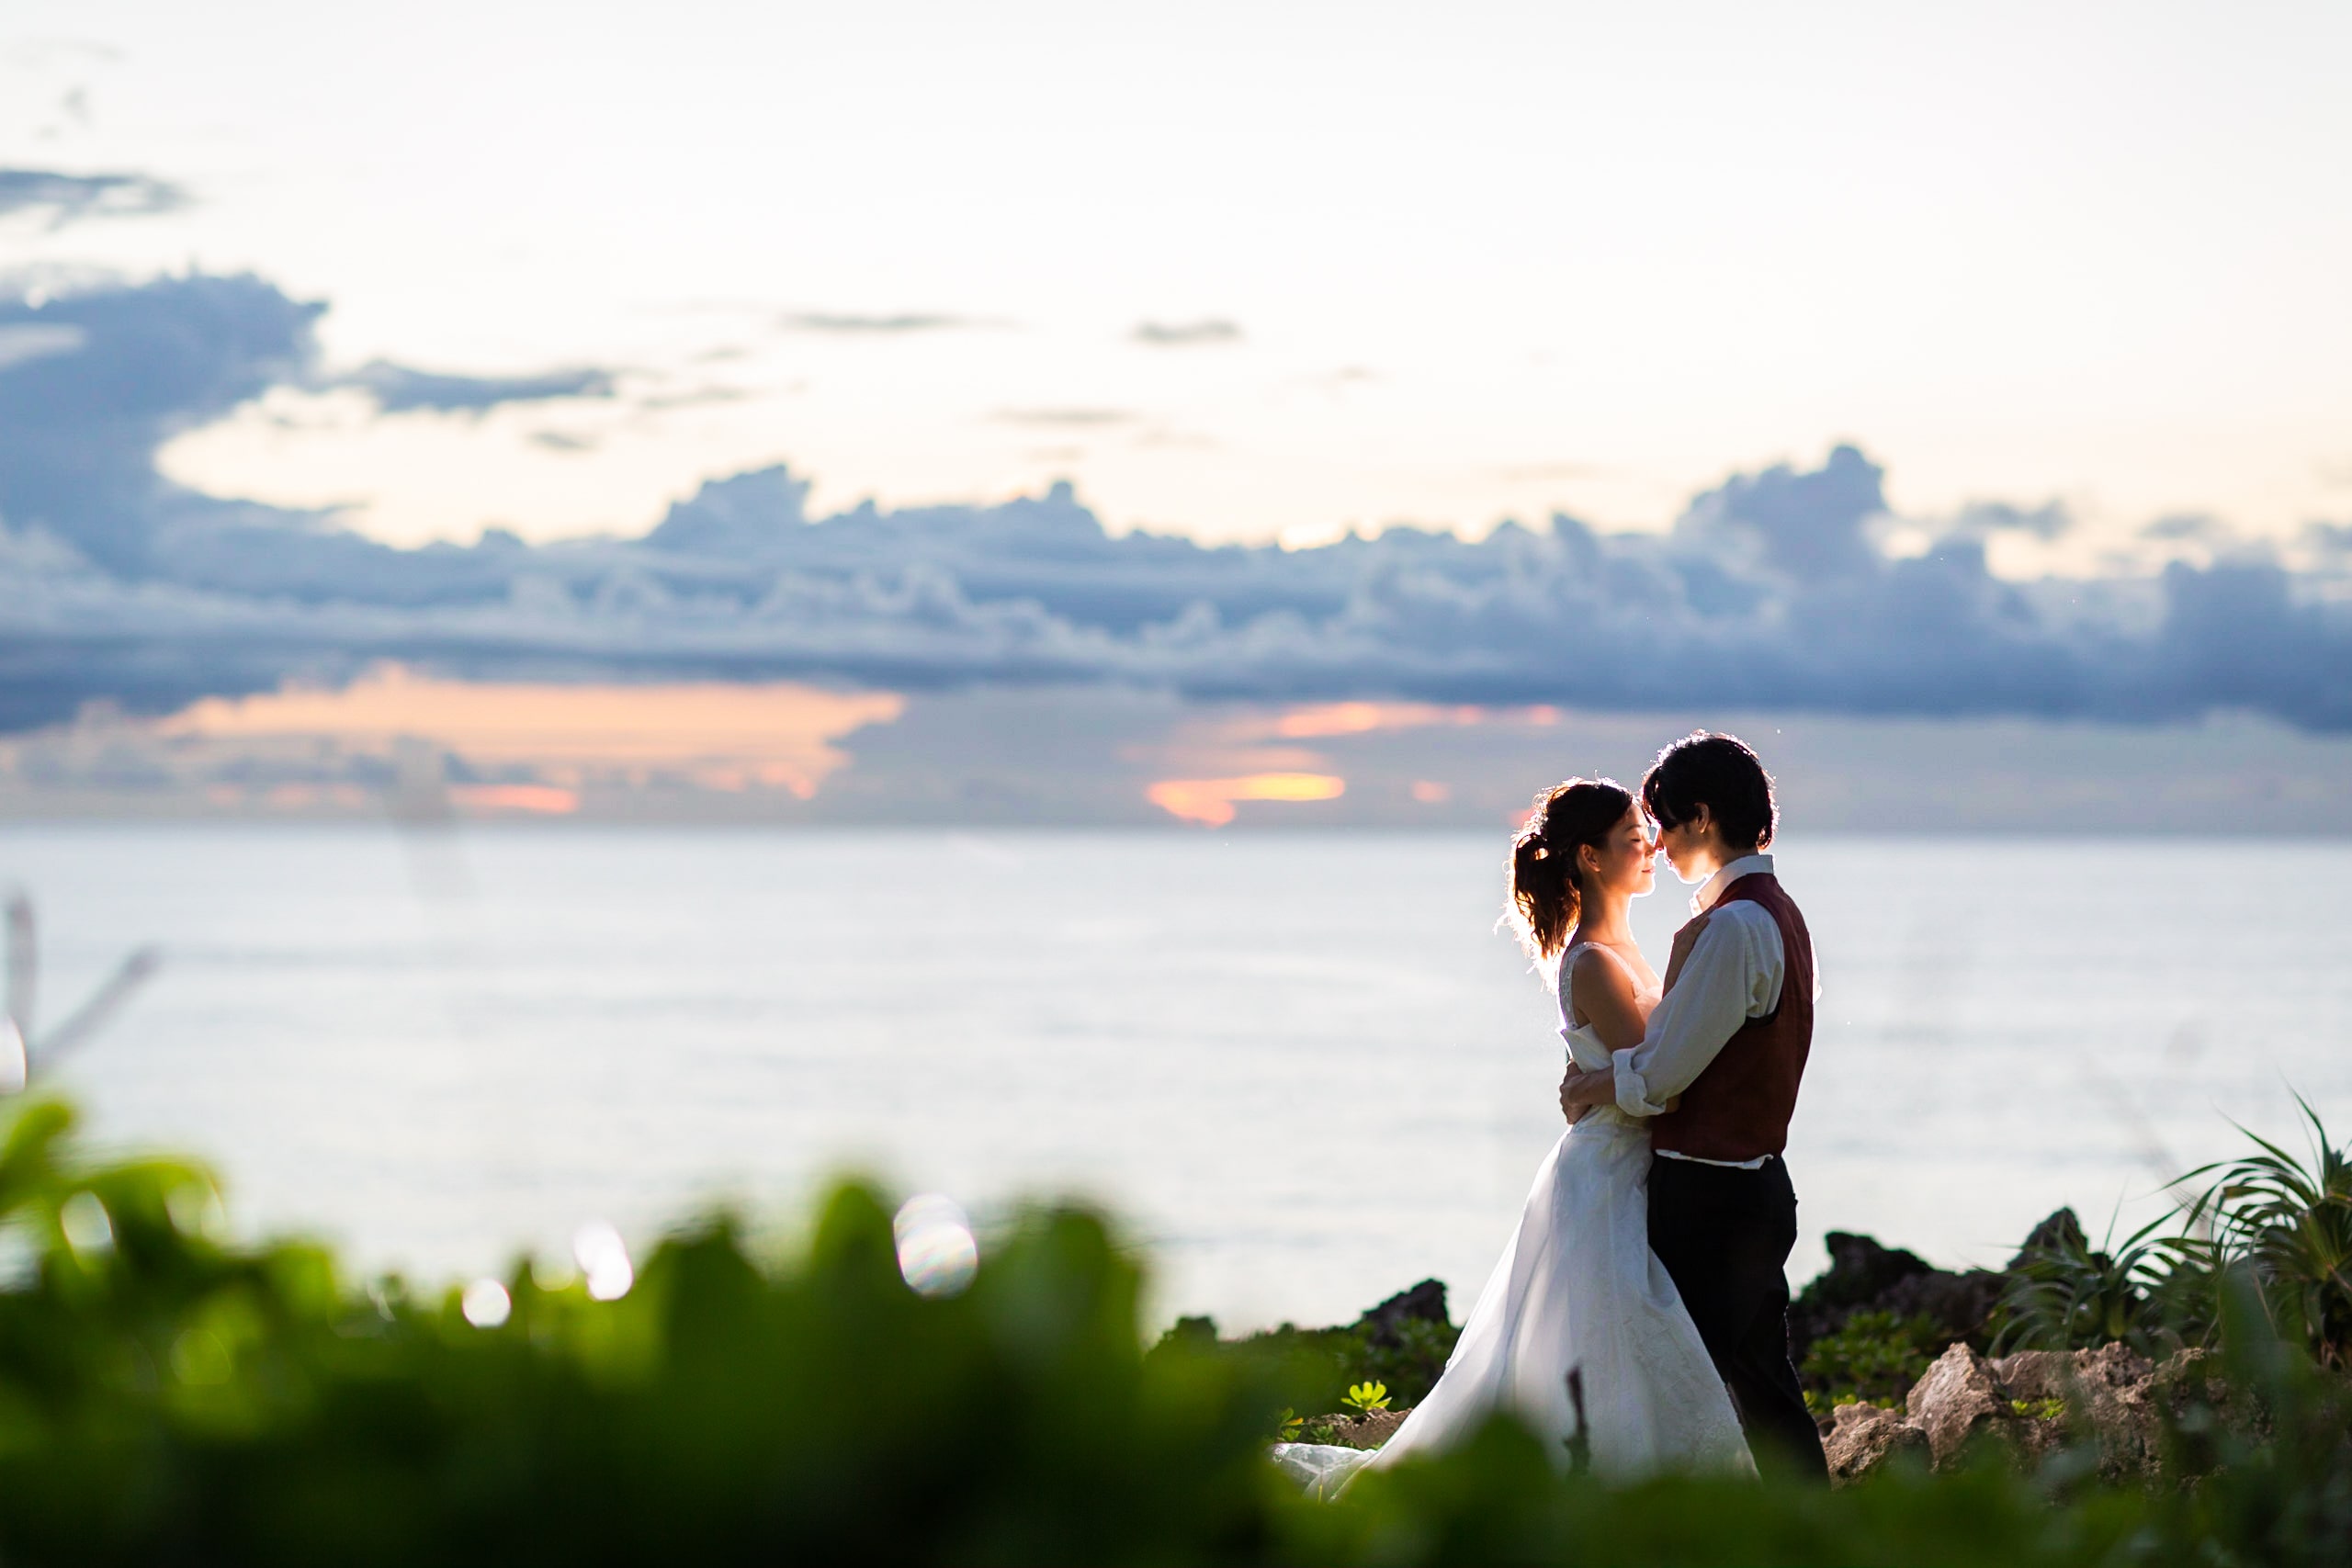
[1558,1067,1588,1123]
[1559,1066,1679,1122]
[1559,1066,1610,1122]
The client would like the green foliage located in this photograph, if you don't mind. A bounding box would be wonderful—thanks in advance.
[1160,1311,1459,1417]
[0,1090,2349,1564]
[1800,1309,1945,1406]
[2177,1097,2352,1367]
[1989,1100,2351,1370]
[0,1096,1298,1564]
[2155,1269,2352,1567]
[1993,1211,2180,1356]
[1341,1381,1390,1414]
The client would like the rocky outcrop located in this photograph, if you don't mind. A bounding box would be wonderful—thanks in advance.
[1360,1280,1449,1348]
[1788,1232,2004,1367]
[1905,1344,2015,1466]
[1993,1341,2160,1478]
[1828,1339,2234,1486]
[1308,1408,1410,1450]
[1823,1402,1928,1482]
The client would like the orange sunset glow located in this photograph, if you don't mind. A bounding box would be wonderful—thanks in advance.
[160,665,907,807]
[1146,773,1346,828]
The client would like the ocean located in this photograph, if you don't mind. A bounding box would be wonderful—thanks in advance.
[5,823,2346,1331]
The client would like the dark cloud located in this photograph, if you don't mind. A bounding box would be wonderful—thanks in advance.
[6,271,2351,738]
[1133,319,1241,346]
[0,167,187,229]
[0,271,322,575]
[344,359,616,414]
[779,311,969,333]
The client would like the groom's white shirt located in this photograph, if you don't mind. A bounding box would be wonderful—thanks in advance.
[1611,853,1816,1168]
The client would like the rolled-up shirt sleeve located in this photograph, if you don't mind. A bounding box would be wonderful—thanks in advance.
[1611,905,1782,1118]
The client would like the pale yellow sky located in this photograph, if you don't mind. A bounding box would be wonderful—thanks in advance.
[8,0,2349,552]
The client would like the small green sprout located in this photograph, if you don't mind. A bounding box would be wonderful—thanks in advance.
[1341,1380,1391,1413]
[1272,1407,1303,1441]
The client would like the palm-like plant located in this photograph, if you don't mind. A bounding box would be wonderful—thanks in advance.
[1993,1209,2181,1355]
[2176,1098,2352,1366]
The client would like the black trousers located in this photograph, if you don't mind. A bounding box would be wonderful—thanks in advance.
[1645,1153,1829,1484]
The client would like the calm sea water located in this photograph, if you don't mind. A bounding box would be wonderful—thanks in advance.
[4,824,2347,1330]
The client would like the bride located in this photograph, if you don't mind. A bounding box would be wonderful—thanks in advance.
[1275,779,1754,1495]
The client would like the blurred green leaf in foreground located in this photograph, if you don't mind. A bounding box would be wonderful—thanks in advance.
[0,1092,2346,1566]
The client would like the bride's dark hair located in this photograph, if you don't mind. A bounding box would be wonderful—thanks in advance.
[1510,777,1635,961]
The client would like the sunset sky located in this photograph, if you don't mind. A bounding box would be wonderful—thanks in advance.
[7,0,2348,553]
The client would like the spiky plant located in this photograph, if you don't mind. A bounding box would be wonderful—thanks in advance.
[1993,1208,2179,1355]
[2177,1097,2352,1366]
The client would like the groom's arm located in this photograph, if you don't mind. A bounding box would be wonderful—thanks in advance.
[1561,907,1782,1119]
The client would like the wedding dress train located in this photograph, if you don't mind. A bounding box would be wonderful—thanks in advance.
[1272,949,1755,1495]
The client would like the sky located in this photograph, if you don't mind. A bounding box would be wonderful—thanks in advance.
[6,0,2349,554]
[6,1,2352,829]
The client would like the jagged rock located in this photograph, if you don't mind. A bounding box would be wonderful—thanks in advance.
[1360,1280,1448,1348]
[1788,1232,2000,1365]
[2009,1208,2087,1268]
[1878,1267,2005,1340]
[1824,1402,1928,1483]
[1821,1341,2254,1484]
[1906,1343,2016,1466]
[1994,1342,2183,1478]
[1816,1233,1937,1304]
[1309,1408,1410,1449]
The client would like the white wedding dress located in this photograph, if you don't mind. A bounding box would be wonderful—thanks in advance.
[1272,946,1755,1496]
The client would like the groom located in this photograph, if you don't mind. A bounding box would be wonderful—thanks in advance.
[1559,732,1829,1483]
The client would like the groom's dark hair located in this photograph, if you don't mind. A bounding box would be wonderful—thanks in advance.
[1641,732,1777,852]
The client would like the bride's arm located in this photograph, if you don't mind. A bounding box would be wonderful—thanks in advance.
[1566,948,1649,1054]
[1562,950,1681,1121]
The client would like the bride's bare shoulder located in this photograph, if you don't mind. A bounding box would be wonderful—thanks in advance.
[1566,942,1641,1001]
[1564,941,1650,1044]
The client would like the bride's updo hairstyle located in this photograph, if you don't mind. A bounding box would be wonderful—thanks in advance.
[1510,777,1635,962]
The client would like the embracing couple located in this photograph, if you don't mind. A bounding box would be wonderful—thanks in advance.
[1280,732,1829,1494]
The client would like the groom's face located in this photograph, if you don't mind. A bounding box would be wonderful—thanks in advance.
[1652,811,1711,884]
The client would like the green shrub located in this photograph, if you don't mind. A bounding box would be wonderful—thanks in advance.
[1159,1311,1460,1417]
[0,1089,2347,1565]
[1992,1210,2179,1356]
[1799,1309,1945,1406]
[0,1096,1297,1564]
[2177,1098,2352,1367]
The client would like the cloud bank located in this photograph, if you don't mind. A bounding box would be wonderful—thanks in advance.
[341,359,616,414]
[4,271,2348,737]
[0,167,187,229]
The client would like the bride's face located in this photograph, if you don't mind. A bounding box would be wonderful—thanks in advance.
[1584,805,1657,899]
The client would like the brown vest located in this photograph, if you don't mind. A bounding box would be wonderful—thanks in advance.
[1648,872,1814,1163]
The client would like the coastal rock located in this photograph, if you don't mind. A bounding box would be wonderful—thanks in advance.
[1824,1402,1928,1483]
[1994,1342,2180,1478]
[1787,1232,2002,1365]
[1827,1340,2242,1483]
[2008,1208,2088,1266]
[1877,1268,2005,1343]
[1905,1343,2014,1466]
[1361,1280,1449,1348]
[1310,1408,1410,1449]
